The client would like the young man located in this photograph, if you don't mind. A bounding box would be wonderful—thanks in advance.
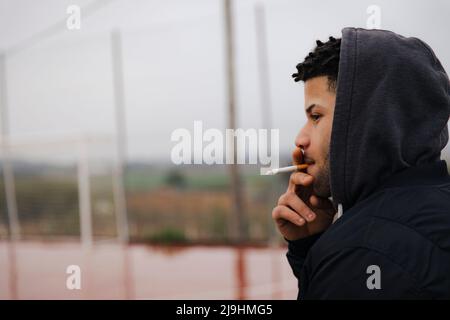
[272,28,450,299]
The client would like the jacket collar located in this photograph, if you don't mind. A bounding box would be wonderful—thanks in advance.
[335,160,449,218]
[374,160,449,193]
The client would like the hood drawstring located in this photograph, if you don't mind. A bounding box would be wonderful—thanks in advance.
[328,197,343,223]
[337,203,343,218]
[332,203,344,224]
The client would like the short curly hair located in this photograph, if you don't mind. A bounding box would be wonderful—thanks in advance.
[292,36,341,91]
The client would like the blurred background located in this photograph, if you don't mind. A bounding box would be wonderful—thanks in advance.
[0,0,449,299]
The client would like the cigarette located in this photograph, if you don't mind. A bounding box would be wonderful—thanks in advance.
[264,164,309,175]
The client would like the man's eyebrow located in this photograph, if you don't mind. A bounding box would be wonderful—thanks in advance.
[305,104,316,115]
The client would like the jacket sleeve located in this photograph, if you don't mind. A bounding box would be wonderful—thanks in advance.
[285,233,323,296]
[301,246,429,299]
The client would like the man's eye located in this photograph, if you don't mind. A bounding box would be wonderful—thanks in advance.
[310,114,321,122]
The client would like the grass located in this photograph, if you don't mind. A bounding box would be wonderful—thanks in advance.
[142,228,187,244]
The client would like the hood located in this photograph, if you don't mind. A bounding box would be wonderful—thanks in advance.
[329,28,450,212]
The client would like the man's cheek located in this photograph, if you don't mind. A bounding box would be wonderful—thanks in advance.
[307,163,317,177]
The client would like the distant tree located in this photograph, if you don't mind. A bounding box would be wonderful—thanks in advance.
[165,169,186,189]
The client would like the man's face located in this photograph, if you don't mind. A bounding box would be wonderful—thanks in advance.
[295,76,336,198]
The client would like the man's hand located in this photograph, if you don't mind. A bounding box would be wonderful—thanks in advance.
[272,148,336,241]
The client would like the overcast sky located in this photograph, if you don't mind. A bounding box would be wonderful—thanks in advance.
[1,0,449,163]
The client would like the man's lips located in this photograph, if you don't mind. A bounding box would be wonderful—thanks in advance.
[303,157,315,175]
[305,162,314,175]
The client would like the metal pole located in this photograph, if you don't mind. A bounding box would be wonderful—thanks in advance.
[0,54,20,240]
[0,52,20,300]
[111,30,130,244]
[254,3,281,298]
[254,3,272,131]
[235,247,247,300]
[77,138,93,247]
[224,0,248,243]
[254,2,276,242]
[111,30,134,300]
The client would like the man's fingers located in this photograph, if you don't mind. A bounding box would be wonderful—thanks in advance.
[292,147,304,165]
[290,171,314,185]
[287,171,314,193]
[278,192,316,222]
[272,205,305,227]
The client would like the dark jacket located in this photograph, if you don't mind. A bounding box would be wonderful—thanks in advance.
[287,28,450,299]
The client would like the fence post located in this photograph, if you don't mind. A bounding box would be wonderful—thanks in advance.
[77,137,93,247]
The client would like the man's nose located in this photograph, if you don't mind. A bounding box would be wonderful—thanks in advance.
[295,127,310,149]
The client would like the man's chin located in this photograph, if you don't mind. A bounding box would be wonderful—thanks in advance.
[310,167,331,198]
[313,184,331,198]
[306,164,315,175]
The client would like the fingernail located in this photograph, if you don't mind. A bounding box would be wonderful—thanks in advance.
[308,214,315,220]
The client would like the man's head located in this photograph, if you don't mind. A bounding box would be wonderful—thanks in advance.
[292,36,341,198]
